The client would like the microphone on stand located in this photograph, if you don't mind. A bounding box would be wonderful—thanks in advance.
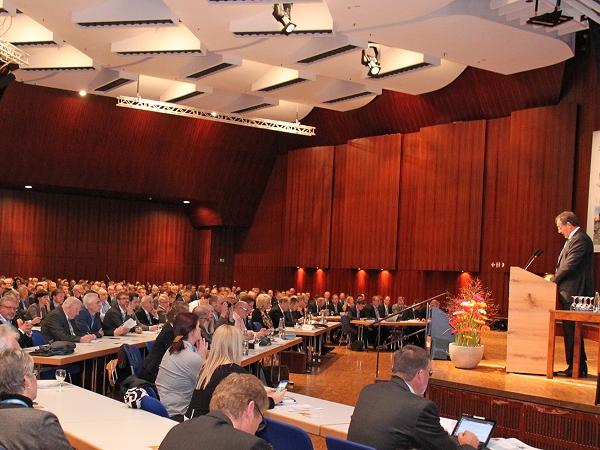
[524,249,543,271]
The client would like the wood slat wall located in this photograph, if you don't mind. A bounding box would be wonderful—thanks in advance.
[0,189,198,283]
[330,135,402,269]
[284,146,334,268]
[413,121,486,271]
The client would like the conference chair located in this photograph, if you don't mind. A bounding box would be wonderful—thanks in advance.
[340,315,357,347]
[257,417,313,450]
[121,343,144,377]
[139,395,170,418]
[326,436,376,450]
[31,330,47,346]
[429,307,454,360]
[145,341,155,353]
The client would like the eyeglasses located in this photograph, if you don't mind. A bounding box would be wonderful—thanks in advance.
[255,404,266,433]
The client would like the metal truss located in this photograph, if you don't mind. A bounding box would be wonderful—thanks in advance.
[0,37,29,66]
[116,95,316,136]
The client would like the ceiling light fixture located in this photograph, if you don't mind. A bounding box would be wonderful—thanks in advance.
[361,43,381,77]
[183,200,190,204]
[527,0,572,27]
[116,96,315,136]
[24,185,32,189]
[78,89,87,97]
[272,3,296,35]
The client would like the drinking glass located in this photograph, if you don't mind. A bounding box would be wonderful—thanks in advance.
[55,369,66,392]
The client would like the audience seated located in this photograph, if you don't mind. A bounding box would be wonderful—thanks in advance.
[186,325,284,418]
[26,291,51,324]
[0,348,72,450]
[41,296,96,343]
[269,296,295,328]
[251,294,273,331]
[156,312,209,421]
[192,304,215,343]
[139,303,188,383]
[75,292,104,338]
[327,294,343,315]
[136,295,161,327]
[160,373,271,450]
[102,293,142,336]
[348,345,479,450]
[97,287,111,320]
[0,294,33,348]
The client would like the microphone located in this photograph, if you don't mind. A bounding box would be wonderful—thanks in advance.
[524,249,543,271]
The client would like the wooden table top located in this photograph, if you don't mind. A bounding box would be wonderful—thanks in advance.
[241,337,302,366]
[284,322,340,337]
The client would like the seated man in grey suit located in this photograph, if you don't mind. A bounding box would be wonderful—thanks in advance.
[41,296,96,343]
[348,345,479,450]
[102,293,142,336]
[160,373,270,450]
[0,348,72,450]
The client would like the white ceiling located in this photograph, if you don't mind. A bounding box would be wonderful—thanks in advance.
[0,0,591,122]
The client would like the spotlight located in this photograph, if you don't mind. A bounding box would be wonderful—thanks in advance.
[78,89,87,97]
[273,3,296,35]
[24,185,32,189]
[361,44,381,77]
[183,200,190,204]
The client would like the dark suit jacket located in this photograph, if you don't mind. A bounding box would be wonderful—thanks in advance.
[269,306,295,328]
[187,363,247,418]
[40,307,83,343]
[308,302,326,315]
[139,322,174,383]
[327,301,343,315]
[348,377,476,450]
[102,306,136,336]
[0,394,72,450]
[160,411,271,450]
[136,308,160,326]
[552,228,595,307]
[75,307,103,338]
[0,316,33,348]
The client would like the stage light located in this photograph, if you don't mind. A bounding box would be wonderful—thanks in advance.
[183,200,190,204]
[78,89,87,97]
[210,111,217,117]
[24,185,32,189]
[361,44,381,77]
[273,3,296,35]
[527,0,572,27]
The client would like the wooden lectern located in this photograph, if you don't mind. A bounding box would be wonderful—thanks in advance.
[506,267,557,374]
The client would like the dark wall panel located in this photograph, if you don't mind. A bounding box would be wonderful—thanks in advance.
[330,135,402,269]
[0,189,198,283]
[413,121,486,271]
[284,146,334,268]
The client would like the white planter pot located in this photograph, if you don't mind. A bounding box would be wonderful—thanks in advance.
[448,343,484,369]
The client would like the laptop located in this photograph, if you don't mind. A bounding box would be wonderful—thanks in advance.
[451,414,496,449]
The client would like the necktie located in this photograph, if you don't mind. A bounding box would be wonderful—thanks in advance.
[67,319,75,336]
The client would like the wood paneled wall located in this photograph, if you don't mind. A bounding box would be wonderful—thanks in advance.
[413,121,486,271]
[284,146,334,268]
[235,103,580,314]
[0,189,199,283]
[330,135,402,269]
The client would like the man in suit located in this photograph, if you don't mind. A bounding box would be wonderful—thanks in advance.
[382,296,392,316]
[348,345,479,450]
[41,297,95,343]
[102,293,142,336]
[308,296,327,315]
[0,294,33,348]
[0,349,72,450]
[160,373,271,450]
[269,296,295,328]
[551,211,594,377]
[97,287,111,320]
[327,294,343,315]
[16,285,30,318]
[136,295,161,327]
[75,292,104,338]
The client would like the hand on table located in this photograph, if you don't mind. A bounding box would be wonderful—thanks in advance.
[457,431,480,448]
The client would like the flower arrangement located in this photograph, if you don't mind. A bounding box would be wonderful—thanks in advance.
[448,279,496,347]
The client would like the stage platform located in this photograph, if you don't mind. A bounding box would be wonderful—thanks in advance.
[291,331,599,450]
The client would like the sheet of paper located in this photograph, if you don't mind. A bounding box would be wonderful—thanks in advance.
[123,318,137,329]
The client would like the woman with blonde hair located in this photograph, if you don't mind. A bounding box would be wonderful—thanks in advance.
[251,293,273,331]
[185,325,285,418]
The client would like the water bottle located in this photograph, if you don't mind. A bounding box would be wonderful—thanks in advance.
[278,318,285,338]
[242,339,249,356]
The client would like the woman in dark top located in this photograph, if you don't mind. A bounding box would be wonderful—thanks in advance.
[186,325,285,418]
[138,303,188,382]
[250,293,273,331]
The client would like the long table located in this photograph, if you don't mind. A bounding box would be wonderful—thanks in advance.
[285,323,340,365]
[546,309,600,380]
[350,319,427,344]
[35,380,176,450]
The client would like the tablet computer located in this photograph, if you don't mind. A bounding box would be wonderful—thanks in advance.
[451,414,496,449]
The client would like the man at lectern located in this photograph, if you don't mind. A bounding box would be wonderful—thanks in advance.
[551,211,594,378]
